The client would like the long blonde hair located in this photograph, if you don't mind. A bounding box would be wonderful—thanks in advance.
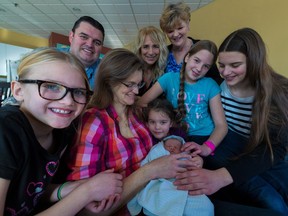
[133,26,168,82]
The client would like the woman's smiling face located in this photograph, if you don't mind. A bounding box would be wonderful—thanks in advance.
[165,20,190,47]
[140,35,160,66]
[112,70,143,107]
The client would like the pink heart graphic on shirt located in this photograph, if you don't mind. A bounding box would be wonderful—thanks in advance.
[27,182,43,196]
[46,161,58,176]
[6,207,29,216]
[33,190,45,207]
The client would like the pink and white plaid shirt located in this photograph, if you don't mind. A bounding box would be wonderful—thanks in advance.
[67,105,153,180]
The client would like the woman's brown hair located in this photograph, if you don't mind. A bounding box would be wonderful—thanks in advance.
[89,48,144,109]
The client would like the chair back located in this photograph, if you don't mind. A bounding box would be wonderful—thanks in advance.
[0,82,12,107]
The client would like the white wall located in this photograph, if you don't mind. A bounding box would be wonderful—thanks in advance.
[0,43,32,77]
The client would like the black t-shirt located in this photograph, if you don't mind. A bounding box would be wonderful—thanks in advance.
[0,105,75,215]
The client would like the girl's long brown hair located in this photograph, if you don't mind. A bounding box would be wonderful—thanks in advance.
[177,40,217,125]
[219,28,288,161]
[89,48,144,109]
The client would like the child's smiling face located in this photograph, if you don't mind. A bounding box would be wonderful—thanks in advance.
[17,60,86,130]
[147,110,173,140]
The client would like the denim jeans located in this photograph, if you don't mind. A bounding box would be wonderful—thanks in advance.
[213,199,286,216]
[238,168,288,215]
[204,129,288,214]
[204,129,248,169]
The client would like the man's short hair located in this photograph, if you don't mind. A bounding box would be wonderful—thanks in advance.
[72,16,105,38]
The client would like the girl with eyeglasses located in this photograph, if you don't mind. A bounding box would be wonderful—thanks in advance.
[66,48,195,215]
[0,47,123,216]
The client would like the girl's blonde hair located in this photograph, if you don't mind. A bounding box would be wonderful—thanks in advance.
[133,26,168,82]
[18,47,89,90]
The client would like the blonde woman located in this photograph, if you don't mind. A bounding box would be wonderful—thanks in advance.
[133,26,168,95]
[160,2,223,84]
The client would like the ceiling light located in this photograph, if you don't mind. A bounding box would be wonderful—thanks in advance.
[72,7,81,12]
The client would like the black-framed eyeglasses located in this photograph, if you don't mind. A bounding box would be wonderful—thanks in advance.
[18,79,92,104]
[120,81,145,90]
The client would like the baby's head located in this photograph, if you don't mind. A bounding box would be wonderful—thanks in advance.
[162,135,185,154]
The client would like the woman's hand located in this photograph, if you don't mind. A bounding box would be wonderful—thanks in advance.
[182,141,214,157]
[173,167,233,195]
[84,194,121,213]
[144,153,197,179]
[84,169,123,202]
[191,155,203,168]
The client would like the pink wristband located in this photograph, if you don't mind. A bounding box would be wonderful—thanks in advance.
[204,140,216,155]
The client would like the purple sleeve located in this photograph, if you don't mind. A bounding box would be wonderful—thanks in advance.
[169,127,187,140]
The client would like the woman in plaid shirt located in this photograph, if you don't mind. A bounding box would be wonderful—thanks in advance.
[67,48,194,215]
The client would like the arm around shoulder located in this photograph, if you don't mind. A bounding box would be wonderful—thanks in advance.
[137,82,164,107]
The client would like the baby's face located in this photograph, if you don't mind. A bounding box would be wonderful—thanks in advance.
[164,138,182,154]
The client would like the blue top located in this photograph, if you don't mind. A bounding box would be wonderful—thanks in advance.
[58,47,100,90]
[164,37,198,74]
[164,52,182,73]
[158,72,220,136]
